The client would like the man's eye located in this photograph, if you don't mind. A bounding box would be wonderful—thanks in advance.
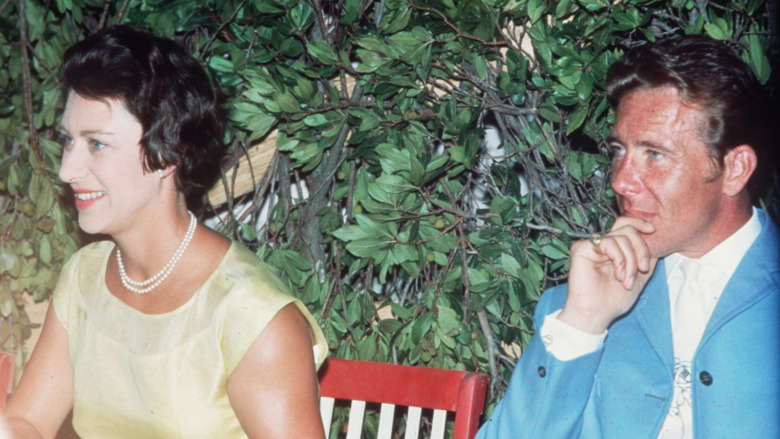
[89,139,106,150]
[610,145,625,157]
[649,150,663,159]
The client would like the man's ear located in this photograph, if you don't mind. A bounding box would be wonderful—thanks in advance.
[722,144,757,197]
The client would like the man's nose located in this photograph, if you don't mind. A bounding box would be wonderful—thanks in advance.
[610,155,640,196]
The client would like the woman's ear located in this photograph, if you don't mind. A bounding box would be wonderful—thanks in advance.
[721,144,757,197]
[157,164,178,179]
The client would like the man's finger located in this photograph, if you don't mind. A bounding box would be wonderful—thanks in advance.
[598,234,638,288]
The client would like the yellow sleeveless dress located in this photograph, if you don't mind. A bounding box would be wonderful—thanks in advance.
[53,240,327,438]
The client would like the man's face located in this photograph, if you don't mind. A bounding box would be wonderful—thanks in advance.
[609,86,731,259]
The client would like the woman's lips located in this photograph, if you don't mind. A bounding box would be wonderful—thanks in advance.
[72,190,106,210]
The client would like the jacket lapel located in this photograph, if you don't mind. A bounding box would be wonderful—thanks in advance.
[700,210,780,347]
[634,259,675,370]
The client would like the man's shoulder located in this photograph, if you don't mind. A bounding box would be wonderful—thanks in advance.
[747,209,780,268]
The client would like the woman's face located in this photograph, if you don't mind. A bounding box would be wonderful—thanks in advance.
[59,92,163,236]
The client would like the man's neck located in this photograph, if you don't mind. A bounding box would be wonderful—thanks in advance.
[676,196,754,259]
[677,207,761,259]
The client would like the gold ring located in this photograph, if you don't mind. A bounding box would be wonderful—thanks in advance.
[589,233,603,250]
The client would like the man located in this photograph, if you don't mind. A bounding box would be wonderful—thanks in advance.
[477,35,779,438]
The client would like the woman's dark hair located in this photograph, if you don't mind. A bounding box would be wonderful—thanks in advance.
[61,25,225,209]
[606,35,774,202]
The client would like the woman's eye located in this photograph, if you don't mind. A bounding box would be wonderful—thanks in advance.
[58,132,74,148]
[89,139,107,150]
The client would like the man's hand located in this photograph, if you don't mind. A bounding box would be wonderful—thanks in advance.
[558,217,658,334]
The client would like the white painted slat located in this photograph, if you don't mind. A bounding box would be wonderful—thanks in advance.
[431,409,448,439]
[324,398,454,439]
[346,400,367,439]
[320,397,335,439]
[404,406,422,439]
[377,403,396,439]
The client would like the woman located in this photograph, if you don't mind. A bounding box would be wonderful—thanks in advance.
[5,25,327,438]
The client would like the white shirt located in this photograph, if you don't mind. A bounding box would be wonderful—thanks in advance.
[658,209,761,439]
[540,208,762,438]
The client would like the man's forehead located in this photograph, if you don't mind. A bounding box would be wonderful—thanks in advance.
[612,87,705,138]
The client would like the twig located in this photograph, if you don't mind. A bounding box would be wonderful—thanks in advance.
[112,0,132,25]
[407,3,506,47]
[18,0,41,163]
[98,1,111,29]
[478,310,500,396]
[0,0,11,15]
[199,0,246,60]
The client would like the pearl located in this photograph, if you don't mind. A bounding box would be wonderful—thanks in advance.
[116,211,197,294]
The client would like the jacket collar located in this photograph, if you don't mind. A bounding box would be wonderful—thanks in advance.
[702,209,780,343]
[633,209,780,361]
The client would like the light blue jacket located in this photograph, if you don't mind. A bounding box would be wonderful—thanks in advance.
[477,209,780,439]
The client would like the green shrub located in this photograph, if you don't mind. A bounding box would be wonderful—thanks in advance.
[1,1,775,420]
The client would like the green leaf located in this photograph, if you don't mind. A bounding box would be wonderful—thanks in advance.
[553,0,572,17]
[437,306,460,336]
[0,248,21,278]
[704,23,726,40]
[376,143,411,174]
[353,108,383,131]
[340,0,361,24]
[381,6,412,33]
[378,318,404,333]
[307,41,339,65]
[744,35,770,84]
[566,106,588,136]
[500,253,523,278]
[375,174,417,193]
[273,91,300,113]
[704,10,732,41]
[474,54,488,80]
[527,0,544,23]
[302,113,331,127]
[346,238,392,258]
[411,312,434,344]
[209,56,235,73]
[332,225,371,242]
[537,106,561,123]
[240,223,257,241]
[541,240,569,260]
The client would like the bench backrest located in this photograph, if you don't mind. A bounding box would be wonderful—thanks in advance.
[318,358,487,439]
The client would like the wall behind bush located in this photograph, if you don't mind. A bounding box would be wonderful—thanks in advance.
[1,0,777,419]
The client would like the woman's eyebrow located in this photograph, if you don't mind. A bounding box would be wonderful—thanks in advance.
[58,126,116,137]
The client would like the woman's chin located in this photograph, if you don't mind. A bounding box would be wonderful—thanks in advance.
[77,214,109,236]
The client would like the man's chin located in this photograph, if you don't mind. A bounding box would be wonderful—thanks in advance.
[642,236,672,260]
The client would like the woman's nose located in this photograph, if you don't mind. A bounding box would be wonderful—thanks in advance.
[58,144,86,183]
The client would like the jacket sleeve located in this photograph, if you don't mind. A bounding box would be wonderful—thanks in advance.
[476,285,603,439]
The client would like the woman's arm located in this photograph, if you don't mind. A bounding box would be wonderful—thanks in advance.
[4,303,73,439]
[227,303,325,439]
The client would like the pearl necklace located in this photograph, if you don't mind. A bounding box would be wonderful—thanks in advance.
[116,211,197,294]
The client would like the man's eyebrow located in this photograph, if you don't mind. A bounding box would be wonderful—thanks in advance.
[635,139,673,153]
[604,136,673,153]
